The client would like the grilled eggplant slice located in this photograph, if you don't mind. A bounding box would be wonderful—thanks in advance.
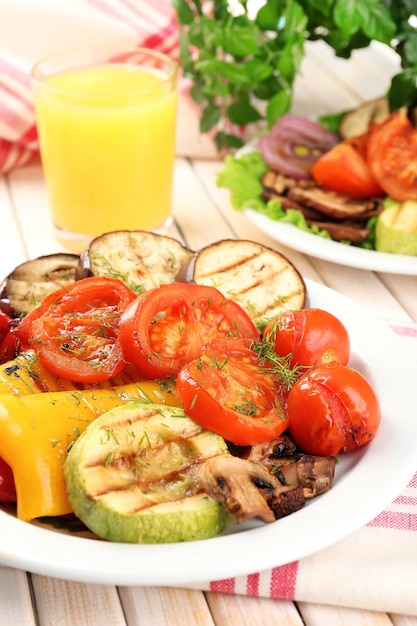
[338,97,390,139]
[0,253,79,317]
[338,96,408,139]
[76,230,193,295]
[64,402,230,543]
[178,239,306,324]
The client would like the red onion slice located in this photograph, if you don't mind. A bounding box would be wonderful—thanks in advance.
[259,114,340,179]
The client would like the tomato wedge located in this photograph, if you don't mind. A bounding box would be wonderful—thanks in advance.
[176,338,290,446]
[311,132,384,198]
[28,277,136,382]
[367,112,417,202]
[118,283,259,379]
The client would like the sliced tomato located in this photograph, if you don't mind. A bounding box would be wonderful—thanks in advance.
[311,133,384,198]
[0,457,16,503]
[287,362,381,456]
[367,112,417,202]
[28,277,136,382]
[263,308,350,369]
[176,338,290,446]
[118,283,259,379]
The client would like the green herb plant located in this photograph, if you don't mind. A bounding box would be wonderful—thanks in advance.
[172,0,417,151]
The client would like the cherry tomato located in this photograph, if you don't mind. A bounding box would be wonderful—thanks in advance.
[311,133,384,198]
[367,112,417,202]
[118,283,259,379]
[0,457,16,503]
[176,338,290,446]
[28,277,136,382]
[287,362,381,456]
[263,308,350,369]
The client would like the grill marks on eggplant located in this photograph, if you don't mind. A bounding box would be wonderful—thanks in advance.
[0,253,79,317]
[179,240,306,322]
[76,230,193,294]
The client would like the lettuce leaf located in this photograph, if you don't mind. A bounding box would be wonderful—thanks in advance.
[216,151,332,240]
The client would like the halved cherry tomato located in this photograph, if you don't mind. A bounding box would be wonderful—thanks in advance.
[287,362,381,456]
[311,133,384,198]
[367,112,417,202]
[176,338,290,446]
[263,308,350,369]
[118,283,259,379]
[0,457,16,503]
[28,277,136,382]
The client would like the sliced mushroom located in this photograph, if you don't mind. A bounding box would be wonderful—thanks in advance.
[247,435,336,498]
[198,455,305,523]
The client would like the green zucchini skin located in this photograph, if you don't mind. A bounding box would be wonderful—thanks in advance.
[64,402,231,543]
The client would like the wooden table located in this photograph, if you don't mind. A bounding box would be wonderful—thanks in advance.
[1,41,417,625]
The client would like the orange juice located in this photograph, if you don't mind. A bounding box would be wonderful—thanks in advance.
[33,53,178,249]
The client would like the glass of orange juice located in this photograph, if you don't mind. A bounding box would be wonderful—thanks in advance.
[31,46,179,250]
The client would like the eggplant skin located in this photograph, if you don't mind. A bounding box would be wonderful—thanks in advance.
[76,230,193,295]
[0,253,79,317]
[177,239,307,324]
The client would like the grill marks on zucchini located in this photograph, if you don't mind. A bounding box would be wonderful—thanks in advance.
[64,403,230,542]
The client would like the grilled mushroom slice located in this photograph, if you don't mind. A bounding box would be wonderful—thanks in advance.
[0,253,79,317]
[247,435,336,498]
[198,455,305,523]
[76,230,193,295]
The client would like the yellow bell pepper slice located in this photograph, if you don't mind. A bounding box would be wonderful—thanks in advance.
[0,380,181,521]
[0,350,144,396]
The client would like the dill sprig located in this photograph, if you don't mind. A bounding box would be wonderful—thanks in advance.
[251,319,302,389]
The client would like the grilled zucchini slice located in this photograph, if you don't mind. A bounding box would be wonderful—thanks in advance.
[64,403,230,543]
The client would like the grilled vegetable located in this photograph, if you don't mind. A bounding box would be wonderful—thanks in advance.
[64,403,230,543]
[0,381,180,521]
[177,239,306,324]
[76,230,193,295]
[375,200,417,255]
[338,97,392,139]
[198,454,305,522]
[0,253,79,317]
[0,350,146,396]
[247,434,336,499]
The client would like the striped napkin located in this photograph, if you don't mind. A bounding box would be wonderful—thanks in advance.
[0,0,178,174]
[191,321,417,616]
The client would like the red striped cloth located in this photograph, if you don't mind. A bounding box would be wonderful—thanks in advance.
[0,0,178,175]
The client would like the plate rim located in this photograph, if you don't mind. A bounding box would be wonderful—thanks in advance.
[0,279,416,586]
[246,209,417,275]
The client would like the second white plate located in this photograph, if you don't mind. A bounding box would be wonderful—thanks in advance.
[245,208,417,275]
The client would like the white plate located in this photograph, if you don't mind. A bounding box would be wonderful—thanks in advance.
[245,209,417,275]
[0,280,416,586]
